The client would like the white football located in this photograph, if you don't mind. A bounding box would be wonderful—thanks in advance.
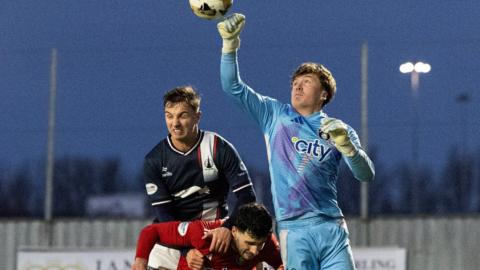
[189,0,233,20]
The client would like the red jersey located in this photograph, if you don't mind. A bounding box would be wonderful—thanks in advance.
[136,220,283,270]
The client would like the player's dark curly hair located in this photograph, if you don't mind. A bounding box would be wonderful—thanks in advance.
[234,203,272,239]
[291,62,337,106]
[163,85,201,112]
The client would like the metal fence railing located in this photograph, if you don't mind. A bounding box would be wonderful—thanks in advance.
[1,216,480,270]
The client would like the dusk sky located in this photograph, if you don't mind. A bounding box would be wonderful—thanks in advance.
[1,1,479,180]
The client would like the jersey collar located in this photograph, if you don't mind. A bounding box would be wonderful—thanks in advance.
[167,131,204,156]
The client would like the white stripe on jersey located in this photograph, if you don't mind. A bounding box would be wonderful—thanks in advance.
[200,132,219,182]
[152,199,172,206]
[173,185,210,198]
[232,183,253,193]
[279,229,289,266]
[201,201,222,220]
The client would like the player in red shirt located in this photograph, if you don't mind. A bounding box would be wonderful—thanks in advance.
[132,203,283,270]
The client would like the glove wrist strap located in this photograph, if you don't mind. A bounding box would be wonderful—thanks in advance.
[222,38,240,53]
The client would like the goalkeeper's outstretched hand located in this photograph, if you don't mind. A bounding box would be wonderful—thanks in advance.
[217,13,245,53]
[320,118,358,157]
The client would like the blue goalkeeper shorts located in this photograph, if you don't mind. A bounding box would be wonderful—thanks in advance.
[277,216,355,270]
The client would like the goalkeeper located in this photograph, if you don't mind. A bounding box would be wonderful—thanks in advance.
[215,14,375,270]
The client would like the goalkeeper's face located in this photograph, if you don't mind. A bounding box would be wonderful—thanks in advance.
[291,73,328,114]
[164,101,201,145]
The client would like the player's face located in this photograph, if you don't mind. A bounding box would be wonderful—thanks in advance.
[164,101,200,146]
[232,229,266,261]
[291,73,328,114]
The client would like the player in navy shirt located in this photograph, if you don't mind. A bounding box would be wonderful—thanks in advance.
[142,86,256,270]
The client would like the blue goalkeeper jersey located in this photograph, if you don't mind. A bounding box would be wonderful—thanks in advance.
[220,53,375,221]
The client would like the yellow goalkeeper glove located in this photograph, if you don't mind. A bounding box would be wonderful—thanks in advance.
[217,13,245,53]
[320,117,358,157]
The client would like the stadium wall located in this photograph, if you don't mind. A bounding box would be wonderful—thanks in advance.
[1,216,479,270]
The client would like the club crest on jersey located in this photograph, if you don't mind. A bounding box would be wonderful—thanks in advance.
[177,222,189,236]
[145,183,158,195]
[291,136,331,161]
[203,156,215,170]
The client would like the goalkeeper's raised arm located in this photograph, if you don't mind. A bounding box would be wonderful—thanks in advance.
[215,13,375,270]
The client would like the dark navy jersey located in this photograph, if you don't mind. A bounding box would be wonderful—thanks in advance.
[144,130,254,222]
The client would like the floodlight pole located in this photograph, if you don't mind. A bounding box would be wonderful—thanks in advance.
[410,70,420,214]
[45,48,57,246]
[360,41,370,246]
[410,71,419,171]
[400,61,430,214]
